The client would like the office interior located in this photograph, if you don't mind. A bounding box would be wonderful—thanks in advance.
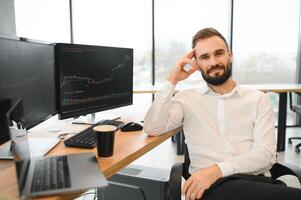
[1,0,301,199]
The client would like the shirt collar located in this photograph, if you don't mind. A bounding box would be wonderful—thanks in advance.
[199,81,243,97]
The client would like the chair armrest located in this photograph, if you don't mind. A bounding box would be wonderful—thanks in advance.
[167,162,183,200]
[270,162,301,184]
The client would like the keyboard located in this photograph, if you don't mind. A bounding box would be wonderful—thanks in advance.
[31,156,71,193]
[64,119,125,149]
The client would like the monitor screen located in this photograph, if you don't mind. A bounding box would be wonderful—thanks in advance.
[0,36,57,129]
[55,43,133,119]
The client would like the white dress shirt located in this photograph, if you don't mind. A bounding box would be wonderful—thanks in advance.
[144,81,276,177]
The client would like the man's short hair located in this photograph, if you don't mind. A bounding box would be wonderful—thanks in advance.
[192,27,229,49]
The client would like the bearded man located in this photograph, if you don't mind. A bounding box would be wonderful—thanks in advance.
[144,27,301,200]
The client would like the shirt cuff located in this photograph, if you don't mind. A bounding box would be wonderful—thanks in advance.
[163,80,176,90]
[155,81,176,99]
[216,161,234,177]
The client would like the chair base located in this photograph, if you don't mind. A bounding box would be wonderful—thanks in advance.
[288,137,301,144]
[295,143,301,153]
[287,137,301,153]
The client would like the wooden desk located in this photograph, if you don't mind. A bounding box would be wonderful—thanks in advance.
[0,126,182,200]
[134,84,301,152]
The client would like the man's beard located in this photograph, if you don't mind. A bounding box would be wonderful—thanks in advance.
[200,62,232,86]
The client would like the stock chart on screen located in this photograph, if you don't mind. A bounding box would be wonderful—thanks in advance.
[55,43,133,119]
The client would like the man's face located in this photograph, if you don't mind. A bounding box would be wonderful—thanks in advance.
[194,36,232,86]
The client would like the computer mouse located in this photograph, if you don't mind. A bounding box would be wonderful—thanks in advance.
[121,122,143,132]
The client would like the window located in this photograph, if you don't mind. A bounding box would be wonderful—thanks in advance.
[232,0,300,125]
[155,0,231,87]
[14,0,70,43]
[232,0,300,84]
[72,0,152,87]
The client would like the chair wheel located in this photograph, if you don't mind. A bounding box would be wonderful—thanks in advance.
[295,148,300,153]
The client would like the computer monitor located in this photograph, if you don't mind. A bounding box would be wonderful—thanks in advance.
[55,43,133,120]
[0,36,57,129]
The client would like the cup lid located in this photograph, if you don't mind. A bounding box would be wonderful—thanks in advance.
[93,125,117,132]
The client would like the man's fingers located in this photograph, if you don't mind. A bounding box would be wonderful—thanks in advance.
[196,188,205,199]
[190,191,197,200]
[182,59,198,75]
[182,178,192,195]
[187,67,197,75]
[185,182,197,200]
[168,49,197,84]
[183,49,195,59]
[181,58,198,68]
[189,59,198,69]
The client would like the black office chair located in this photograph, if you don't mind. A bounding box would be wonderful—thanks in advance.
[97,181,147,200]
[288,92,301,153]
[98,167,184,200]
[171,130,185,155]
[167,143,301,200]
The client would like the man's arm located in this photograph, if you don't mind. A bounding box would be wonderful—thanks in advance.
[144,49,198,136]
[182,93,276,200]
[217,93,276,177]
[143,81,183,136]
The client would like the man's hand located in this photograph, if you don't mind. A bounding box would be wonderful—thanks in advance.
[166,49,198,85]
[182,164,222,200]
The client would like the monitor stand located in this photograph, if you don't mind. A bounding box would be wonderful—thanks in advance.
[72,113,97,125]
[48,127,62,132]
[71,113,121,125]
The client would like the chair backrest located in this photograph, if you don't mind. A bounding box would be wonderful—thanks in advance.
[182,144,191,180]
[289,92,301,114]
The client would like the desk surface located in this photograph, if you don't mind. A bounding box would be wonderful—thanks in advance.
[134,83,301,94]
[0,124,182,200]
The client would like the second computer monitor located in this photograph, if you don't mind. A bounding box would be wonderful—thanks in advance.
[55,43,133,119]
[0,36,57,129]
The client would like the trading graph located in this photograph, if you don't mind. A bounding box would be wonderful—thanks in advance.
[57,44,133,118]
[1,59,53,89]
[60,54,130,89]
[62,92,131,106]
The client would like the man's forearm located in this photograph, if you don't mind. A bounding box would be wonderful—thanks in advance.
[217,146,276,177]
[144,81,182,136]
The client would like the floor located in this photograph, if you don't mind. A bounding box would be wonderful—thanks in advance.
[77,127,301,200]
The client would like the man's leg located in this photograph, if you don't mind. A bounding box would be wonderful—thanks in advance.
[202,179,301,200]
